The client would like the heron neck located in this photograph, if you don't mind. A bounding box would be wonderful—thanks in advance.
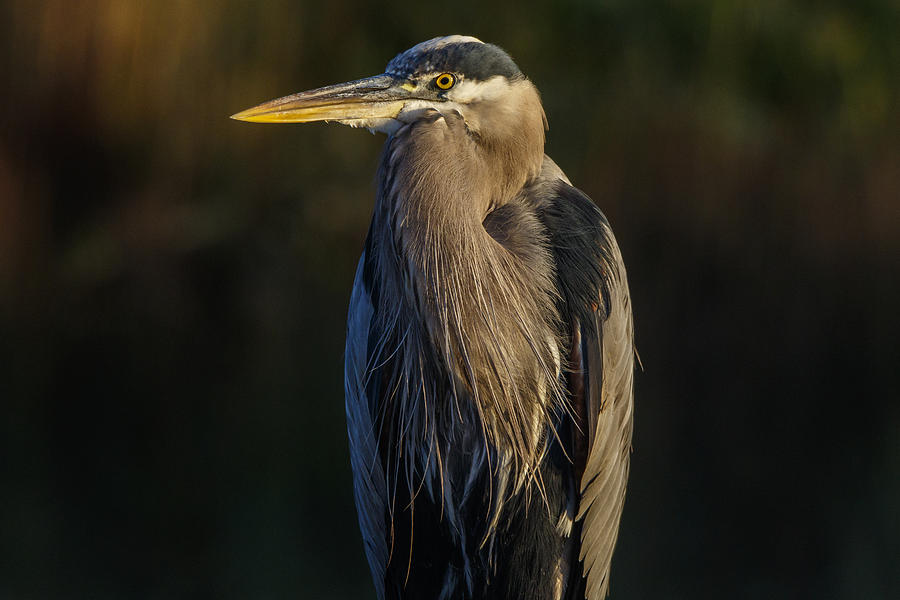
[464,79,547,210]
[379,83,546,244]
[377,118,521,275]
[368,109,564,469]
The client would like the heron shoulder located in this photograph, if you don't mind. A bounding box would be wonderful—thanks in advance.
[514,158,621,327]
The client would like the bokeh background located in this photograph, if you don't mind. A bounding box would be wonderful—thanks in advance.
[1,1,897,598]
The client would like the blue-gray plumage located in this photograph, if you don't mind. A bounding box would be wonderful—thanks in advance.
[232,35,635,600]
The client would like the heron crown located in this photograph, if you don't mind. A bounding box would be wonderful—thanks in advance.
[386,35,523,83]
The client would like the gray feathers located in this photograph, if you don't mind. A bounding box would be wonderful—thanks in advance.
[344,256,389,594]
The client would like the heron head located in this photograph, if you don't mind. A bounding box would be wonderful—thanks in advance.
[231,36,546,137]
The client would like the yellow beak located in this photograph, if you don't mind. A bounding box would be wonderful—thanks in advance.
[230,74,413,125]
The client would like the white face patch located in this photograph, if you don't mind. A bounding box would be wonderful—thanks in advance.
[446,76,511,104]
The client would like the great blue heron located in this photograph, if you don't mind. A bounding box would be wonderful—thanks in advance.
[233,35,634,600]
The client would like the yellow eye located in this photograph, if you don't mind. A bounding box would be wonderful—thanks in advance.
[435,73,455,90]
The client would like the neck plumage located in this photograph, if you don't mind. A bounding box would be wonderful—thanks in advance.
[381,79,547,278]
[367,84,563,478]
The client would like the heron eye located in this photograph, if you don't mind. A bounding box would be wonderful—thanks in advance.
[435,73,455,90]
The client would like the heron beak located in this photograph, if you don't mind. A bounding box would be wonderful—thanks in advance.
[230,74,414,126]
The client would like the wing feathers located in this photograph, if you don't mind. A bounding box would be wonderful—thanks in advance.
[577,225,634,599]
[345,254,390,599]
[528,163,634,599]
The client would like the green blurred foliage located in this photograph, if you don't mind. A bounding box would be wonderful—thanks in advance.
[0,1,897,599]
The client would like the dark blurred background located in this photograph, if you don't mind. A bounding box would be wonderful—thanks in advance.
[1,1,897,598]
